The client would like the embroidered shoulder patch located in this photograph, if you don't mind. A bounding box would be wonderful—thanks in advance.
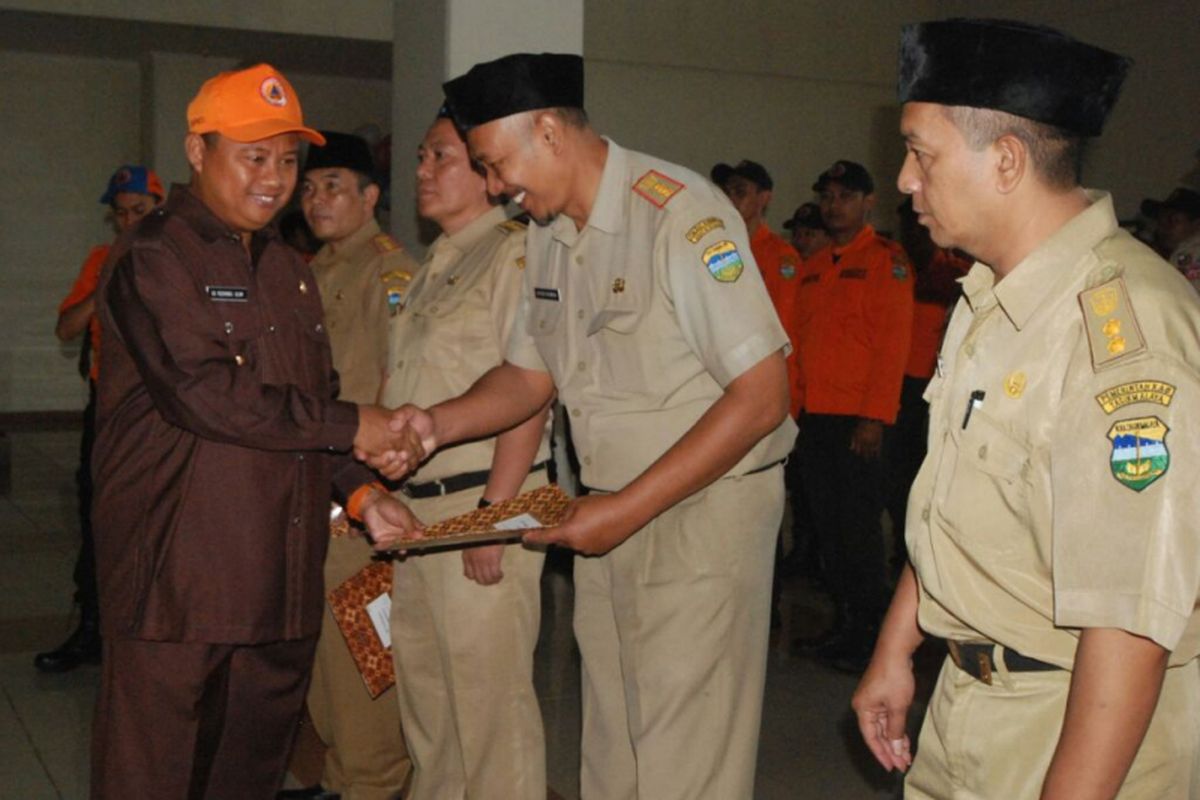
[685,216,724,243]
[702,240,744,282]
[780,261,797,280]
[633,170,685,208]
[1077,278,1146,371]
[892,259,909,280]
[1107,415,1169,492]
[372,233,400,254]
[1095,381,1175,414]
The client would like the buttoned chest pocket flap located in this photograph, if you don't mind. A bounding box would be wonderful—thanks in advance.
[525,290,565,340]
[935,409,1032,557]
[407,293,484,371]
[215,303,264,373]
[590,290,649,390]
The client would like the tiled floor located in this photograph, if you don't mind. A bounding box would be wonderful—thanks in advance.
[1,428,929,799]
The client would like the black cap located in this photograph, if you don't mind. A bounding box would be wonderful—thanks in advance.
[812,160,874,194]
[712,159,773,191]
[783,202,826,231]
[1141,188,1200,219]
[442,53,584,132]
[303,131,376,178]
[711,163,733,187]
[898,18,1131,137]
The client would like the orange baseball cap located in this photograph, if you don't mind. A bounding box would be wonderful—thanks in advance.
[187,63,325,145]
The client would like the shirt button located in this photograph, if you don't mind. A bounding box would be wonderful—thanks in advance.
[583,455,592,465]
[570,408,581,417]
[539,320,547,330]
[575,255,584,265]
[921,506,930,522]
[292,516,301,525]
[577,309,585,320]
[396,360,405,369]
[430,305,440,314]
[268,324,276,333]
[577,361,586,371]
[224,321,234,334]
[978,444,988,460]
[315,323,324,333]
[234,354,245,366]
[964,343,975,357]
[297,454,305,461]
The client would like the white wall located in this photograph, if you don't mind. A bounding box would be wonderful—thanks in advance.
[0,51,141,412]
[584,0,942,235]
[0,0,392,41]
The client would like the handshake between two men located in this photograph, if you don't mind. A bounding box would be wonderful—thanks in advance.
[348,398,649,558]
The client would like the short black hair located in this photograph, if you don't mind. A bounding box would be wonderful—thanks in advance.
[944,105,1084,190]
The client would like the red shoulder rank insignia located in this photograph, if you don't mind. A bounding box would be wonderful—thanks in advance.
[633,170,685,208]
[372,234,400,254]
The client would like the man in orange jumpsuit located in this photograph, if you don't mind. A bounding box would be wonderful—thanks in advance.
[793,160,914,672]
[714,159,804,416]
[37,166,164,674]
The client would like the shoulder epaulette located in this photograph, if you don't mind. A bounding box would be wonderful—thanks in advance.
[632,170,685,208]
[1078,276,1146,372]
[372,233,401,255]
[496,217,528,235]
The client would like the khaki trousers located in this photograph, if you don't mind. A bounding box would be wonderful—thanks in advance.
[307,533,411,799]
[392,471,548,800]
[907,655,1200,799]
[576,467,783,800]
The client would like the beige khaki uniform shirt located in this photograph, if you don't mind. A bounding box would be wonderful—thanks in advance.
[506,140,797,491]
[909,192,1200,668]
[380,206,549,481]
[310,218,416,404]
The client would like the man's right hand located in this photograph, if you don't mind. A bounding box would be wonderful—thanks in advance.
[851,648,916,773]
[353,404,428,479]
[357,404,438,480]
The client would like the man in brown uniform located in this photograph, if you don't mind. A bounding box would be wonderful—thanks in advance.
[366,53,797,799]
[299,131,415,799]
[90,63,415,798]
[854,20,1200,798]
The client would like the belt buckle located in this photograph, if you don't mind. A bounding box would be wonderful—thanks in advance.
[976,651,993,685]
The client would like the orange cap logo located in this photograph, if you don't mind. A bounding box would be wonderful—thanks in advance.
[260,77,288,107]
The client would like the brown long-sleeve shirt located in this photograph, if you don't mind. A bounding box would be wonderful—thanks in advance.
[92,186,359,644]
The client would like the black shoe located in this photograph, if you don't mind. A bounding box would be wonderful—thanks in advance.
[277,786,341,799]
[33,619,101,673]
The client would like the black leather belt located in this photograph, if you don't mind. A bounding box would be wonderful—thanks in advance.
[947,640,1061,686]
[401,461,549,499]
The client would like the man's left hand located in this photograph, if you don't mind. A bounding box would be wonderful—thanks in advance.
[850,418,885,460]
[462,544,505,585]
[522,494,640,556]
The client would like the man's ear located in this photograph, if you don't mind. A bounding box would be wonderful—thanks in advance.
[993,133,1026,195]
[362,182,381,214]
[863,192,877,214]
[533,111,565,155]
[185,133,208,175]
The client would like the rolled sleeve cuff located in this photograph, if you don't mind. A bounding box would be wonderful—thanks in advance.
[1056,590,1188,652]
[709,328,789,388]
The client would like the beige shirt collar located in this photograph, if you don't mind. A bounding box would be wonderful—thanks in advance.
[550,137,626,246]
[311,217,382,268]
[962,190,1117,331]
[428,205,507,260]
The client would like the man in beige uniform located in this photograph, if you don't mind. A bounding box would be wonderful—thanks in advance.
[376,109,550,800]
[364,54,797,799]
[853,19,1200,799]
[300,131,415,799]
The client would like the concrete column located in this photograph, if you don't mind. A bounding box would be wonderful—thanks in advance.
[390,0,583,251]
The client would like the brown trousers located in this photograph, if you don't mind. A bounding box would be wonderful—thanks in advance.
[91,636,317,799]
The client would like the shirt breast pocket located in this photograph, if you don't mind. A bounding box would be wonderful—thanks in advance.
[588,296,646,391]
[406,294,478,372]
[217,305,265,374]
[934,410,1031,558]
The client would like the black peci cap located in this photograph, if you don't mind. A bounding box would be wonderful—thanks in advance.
[303,131,376,178]
[897,18,1131,137]
[442,53,584,132]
